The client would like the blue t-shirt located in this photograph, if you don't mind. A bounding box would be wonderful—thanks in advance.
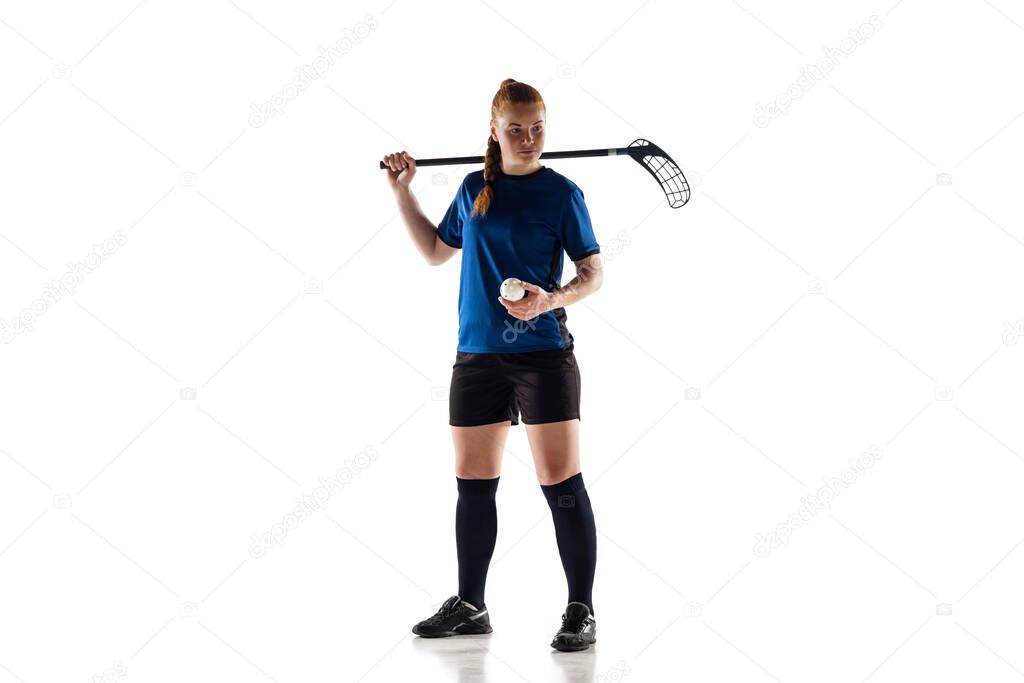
[435,165,601,353]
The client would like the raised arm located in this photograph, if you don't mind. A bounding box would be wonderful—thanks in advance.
[382,150,456,266]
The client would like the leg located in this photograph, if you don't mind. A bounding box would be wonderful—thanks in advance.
[513,348,582,484]
[452,421,509,609]
[527,419,597,617]
[525,419,580,485]
[453,421,510,479]
[448,347,519,609]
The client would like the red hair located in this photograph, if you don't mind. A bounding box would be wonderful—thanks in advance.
[471,78,546,218]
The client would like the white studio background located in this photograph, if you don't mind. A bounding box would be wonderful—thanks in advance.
[2,1,1023,681]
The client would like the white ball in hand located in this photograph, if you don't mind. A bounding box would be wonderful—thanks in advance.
[500,277,526,302]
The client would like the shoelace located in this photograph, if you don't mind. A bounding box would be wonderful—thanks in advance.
[425,600,461,625]
[559,612,588,635]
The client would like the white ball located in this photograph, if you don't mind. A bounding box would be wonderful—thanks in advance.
[500,277,525,302]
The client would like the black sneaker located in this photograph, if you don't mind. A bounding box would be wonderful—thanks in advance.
[412,595,492,637]
[550,601,597,652]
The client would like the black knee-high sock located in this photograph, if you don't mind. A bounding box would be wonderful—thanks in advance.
[455,476,499,609]
[541,472,596,616]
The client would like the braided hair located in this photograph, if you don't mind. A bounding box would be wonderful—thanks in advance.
[470,78,546,218]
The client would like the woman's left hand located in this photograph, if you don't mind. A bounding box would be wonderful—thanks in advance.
[498,281,555,320]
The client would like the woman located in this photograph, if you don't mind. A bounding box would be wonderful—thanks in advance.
[382,78,603,652]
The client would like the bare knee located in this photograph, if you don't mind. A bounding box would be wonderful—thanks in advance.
[455,464,502,479]
[536,467,580,486]
[454,451,504,477]
[525,420,580,486]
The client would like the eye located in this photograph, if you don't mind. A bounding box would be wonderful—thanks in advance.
[511,127,521,134]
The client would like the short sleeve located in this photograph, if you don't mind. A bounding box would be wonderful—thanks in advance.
[435,179,466,249]
[559,187,601,261]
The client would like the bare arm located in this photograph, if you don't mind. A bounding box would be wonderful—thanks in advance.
[550,253,604,308]
[392,185,456,266]
[499,253,604,320]
[382,150,457,266]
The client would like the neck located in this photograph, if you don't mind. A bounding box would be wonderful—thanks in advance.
[500,160,543,176]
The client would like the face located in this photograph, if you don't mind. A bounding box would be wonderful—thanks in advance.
[491,102,546,172]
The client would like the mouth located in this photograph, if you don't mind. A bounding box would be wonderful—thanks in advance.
[518,149,536,156]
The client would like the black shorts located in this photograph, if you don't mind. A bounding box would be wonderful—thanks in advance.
[449,347,582,426]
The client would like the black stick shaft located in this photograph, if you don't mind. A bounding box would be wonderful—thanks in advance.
[379,146,640,169]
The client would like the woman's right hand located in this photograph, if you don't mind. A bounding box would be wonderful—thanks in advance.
[382,150,416,192]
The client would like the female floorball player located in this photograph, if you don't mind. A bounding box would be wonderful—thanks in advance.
[382,78,602,652]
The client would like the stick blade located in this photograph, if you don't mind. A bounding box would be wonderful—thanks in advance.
[626,139,690,208]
